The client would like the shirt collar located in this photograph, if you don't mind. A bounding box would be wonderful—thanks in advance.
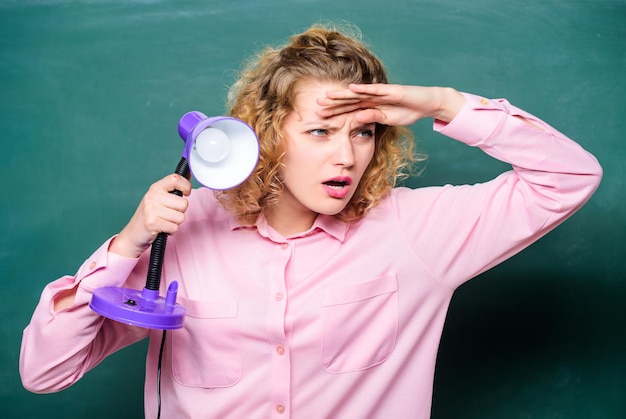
[229,212,348,243]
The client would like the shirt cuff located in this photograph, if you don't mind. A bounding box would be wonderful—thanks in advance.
[76,236,141,292]
[433,92,510,146]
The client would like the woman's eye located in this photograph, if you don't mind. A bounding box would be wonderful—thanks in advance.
[309,129,329,137]
[356,129,375,139]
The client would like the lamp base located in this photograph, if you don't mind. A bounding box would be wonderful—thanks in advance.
[90,282,185,330]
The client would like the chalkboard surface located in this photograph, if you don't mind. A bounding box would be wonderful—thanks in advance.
[1,1,624,418]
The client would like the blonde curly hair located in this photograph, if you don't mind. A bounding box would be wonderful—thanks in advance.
[218,23,419,225]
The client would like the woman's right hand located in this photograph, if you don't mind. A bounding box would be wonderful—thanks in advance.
[109,174,192,258]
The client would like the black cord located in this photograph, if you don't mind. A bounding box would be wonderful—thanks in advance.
[156,329,167,419]
[153,157,189,418]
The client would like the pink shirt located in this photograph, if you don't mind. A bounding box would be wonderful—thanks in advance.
[20,94,602,418]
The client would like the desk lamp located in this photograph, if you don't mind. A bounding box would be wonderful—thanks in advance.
[89,113,259,329]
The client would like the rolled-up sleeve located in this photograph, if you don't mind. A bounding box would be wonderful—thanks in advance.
[397,93,602,289]
[20,237,149,393]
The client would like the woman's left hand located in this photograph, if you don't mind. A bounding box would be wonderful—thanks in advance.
[316,83,466,125]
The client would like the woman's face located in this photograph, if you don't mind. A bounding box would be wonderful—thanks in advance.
[269,79,376,234]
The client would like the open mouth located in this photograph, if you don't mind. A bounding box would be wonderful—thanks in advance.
[323,180,349,189]
[322,177,352,198]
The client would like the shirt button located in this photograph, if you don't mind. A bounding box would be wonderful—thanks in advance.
[89,261,97,270]
[280,243,289,250]
[480,98,489,106]
[276,404,286,414]
[274,292,284,301]
[276,345,285,356]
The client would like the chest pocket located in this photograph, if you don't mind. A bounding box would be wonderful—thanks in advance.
[170,297,241,388]
[319,274,398,373]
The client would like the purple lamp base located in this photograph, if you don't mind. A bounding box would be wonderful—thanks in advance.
[90,281,185,330]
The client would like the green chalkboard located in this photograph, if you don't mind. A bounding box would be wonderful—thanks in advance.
[1,0,624,418]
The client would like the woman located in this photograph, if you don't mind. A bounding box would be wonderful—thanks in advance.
[20,24,602,418]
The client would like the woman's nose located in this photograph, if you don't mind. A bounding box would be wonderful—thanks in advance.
[332,136,355,167]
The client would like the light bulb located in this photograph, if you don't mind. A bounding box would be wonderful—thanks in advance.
[194,127,230,163]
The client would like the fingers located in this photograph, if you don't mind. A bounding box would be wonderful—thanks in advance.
[316,86,374,118]
[158,173,192,197]
[110,174,192,258]
[316,86,381,109]
[142,174,191,232]
[316,100,362,118]
[353,108,388,125]
[140,194,187,236]
[347,82,377,92]
[324,83,392,99]
[315,101,391,124]
[316,83,405,120]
